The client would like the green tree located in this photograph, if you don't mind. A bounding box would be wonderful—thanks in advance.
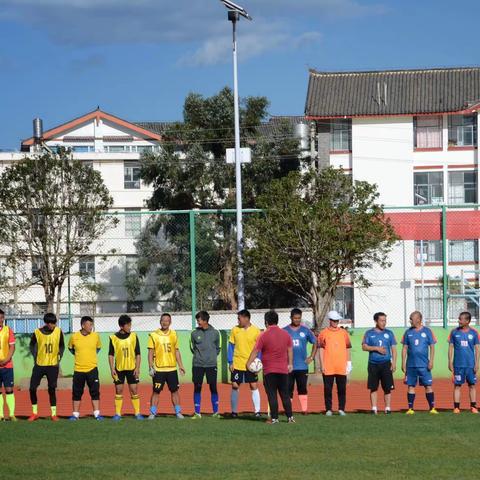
[0,149,117,315]
[245,167,398,328]
[138,87,302,310]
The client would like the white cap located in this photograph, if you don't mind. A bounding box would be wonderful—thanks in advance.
[327,310,343,321]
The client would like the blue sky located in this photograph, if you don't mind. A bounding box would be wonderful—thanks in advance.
[1,0,479,150]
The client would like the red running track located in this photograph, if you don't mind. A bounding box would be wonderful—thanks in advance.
[4,379,466,418]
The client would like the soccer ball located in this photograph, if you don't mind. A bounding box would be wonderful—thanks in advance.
[248,358,263,373]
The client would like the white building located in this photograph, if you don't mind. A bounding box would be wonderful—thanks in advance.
[306,67,480,327]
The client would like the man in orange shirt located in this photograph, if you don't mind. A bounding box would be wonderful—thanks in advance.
[318,310,352,416]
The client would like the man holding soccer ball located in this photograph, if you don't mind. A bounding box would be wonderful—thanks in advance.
[228,309,261,418]
[247,310,294,424]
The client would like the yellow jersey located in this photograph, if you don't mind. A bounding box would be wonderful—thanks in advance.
[229,324,261,371]
[0,325,15,368]
[109,332,139,371]
[68,331,101,372]
[147,329,178,372]
[35,327,62,366]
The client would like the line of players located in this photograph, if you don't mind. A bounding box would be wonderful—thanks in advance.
[0,306,477,421]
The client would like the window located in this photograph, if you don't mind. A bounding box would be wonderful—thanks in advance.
[32,257,43,280]
[127,301,143,313]
[448,171,477,204]
[333,287,354,322]
[330,119,351,152]
[32,303,47,315]
[79,256,95,281]
[125,208,142,238]
[414,116,442,149]
[414,240,442,263]
[125,255,138,277]
[449,240,477,262]
[134,145,154,153]
[448,114,477,147]
[72,146,94,153]
[105,145,129,153]
[80,302,96,316]
[124,161,141,189]
[414,171,444,205]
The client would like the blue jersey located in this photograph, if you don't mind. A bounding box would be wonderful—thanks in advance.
[448,327,480,368]
[283,325,316,371]
[401,326,437,368]
[362,328,397,364]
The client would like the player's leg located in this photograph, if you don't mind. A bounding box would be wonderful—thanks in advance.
[278,373,294,421]
[71,371,85,420]
[149,372,163,419]
[86,368,101,419]
[323,374,334,415]
[28,365,43,421]
[192,367,204,418]
[336,374,347,415]
[419,369,436,413]
[230,369,241,416]
[405,368,417,413]
[466,368,477,413]
[3,368,16,420]
[166,371,183,418]
[287,371,295,404]
[127,372,143,419]
[113,372,125,420]
[206,367,219,416]
[46,366,59,420]
[367,363,379,413]
[380,362,394,414]
[0,372,5,420]
[296,371,309,414]
[248,375,261,416]
[263,373,279,423]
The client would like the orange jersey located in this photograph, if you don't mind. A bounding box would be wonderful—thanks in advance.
[318,327,351,375]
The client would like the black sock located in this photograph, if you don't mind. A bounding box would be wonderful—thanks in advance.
[407,393,415,409]
[454,402,460,409]
[471,402,477,408]
[426,392,435,409]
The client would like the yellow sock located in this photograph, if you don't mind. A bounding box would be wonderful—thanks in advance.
[0,394,4,417]
[51,406,57,416]
[32,404,38,415]
[131,395,140,415]
[6,393,15,416]
[115,395,123,416]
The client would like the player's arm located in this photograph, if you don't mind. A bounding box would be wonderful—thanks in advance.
[428,343,435,371]
[0,343,15,367]
[227,342,235,372]
[287,346,293,373]
[246,347,259,370]
[307,342,317,365]
[175,348,186,376]
[134,336,141,378]
[215,330,221,356]
[68,336,75,355]
[475,344,480,373]
[448,343,454,372]
[391,345,397,372]
[108,339,117,380]
[29,333,38,362]
[401,344,407,373]
[58,331,65,361]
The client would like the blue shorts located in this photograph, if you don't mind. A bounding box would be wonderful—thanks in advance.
[453,367,476,386]
[405,367,432,387]
[0,368,14,388]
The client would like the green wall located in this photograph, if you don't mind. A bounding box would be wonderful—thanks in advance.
[11,328,452,384]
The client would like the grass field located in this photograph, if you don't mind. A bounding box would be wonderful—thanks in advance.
[3,412,480,479]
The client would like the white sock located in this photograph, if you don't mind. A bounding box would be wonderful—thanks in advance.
[251,389,260,413]
[73,411,80,418]
[93,410,100,418]
[385,407,391,411]
[372,406,377,412]
[231,389,239,413]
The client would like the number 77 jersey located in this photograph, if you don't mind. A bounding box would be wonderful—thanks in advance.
[148,329,179,372]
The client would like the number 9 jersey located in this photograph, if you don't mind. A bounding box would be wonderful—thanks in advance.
[148,329,178,372]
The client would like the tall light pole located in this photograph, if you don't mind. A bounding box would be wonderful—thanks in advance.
[219,0,252,310]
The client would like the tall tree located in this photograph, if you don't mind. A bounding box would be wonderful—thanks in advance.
[0,149,117,315]
[245,167,398,328]
[139,87,301,310]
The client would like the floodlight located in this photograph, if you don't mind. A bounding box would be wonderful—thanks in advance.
[219,0,252,20]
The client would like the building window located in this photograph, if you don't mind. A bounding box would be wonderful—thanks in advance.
[449,240,477,263]
[414,240,442,264]
[414,171,444,205]
[32,303,47,315]
[124,161,141,189]
[134,145,154,153]
[448,171,477,204]
[32,257,43,280]
[125,209,142,238]
[125,255,138,277]
[330,119,351,152]
[79,256,95,281]
[105,145,129,153]
[127,301,143,313]
[80,302,96,316]
[448,114,477,147]
[414,116,442,149]
[72,146,94,153]
[333,287,354,322]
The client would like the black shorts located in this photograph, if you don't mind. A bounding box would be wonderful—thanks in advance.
[192,366,217,385]
[30,365,59,390]
[115,369,139,385]
[367,362,395,393]
[288,370,309,396]
[72,368,100,401]
[231,369,258,384]
[153,370,179,393]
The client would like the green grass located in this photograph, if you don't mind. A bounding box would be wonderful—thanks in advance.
[2,413,479,479]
